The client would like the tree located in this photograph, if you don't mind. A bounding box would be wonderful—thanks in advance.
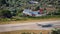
[53,9,60,15]
[0,0,7,5]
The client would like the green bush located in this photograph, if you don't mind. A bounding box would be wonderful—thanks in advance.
[1,10,12,18]
[52,28,60,34]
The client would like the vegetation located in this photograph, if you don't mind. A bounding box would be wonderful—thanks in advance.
[0,0,60,22]
[53,9,60,15]
[1,10,12,18]
[52,28,60,34]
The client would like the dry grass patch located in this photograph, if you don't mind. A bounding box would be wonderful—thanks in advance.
[0,30,51,34]
[0,18,60,24]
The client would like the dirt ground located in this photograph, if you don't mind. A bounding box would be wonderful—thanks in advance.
[0,30,51,34]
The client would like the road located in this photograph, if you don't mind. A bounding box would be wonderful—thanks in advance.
[0,20,60,32]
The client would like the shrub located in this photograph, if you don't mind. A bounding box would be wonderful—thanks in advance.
[51,28,60,34]
[1,10,12,18]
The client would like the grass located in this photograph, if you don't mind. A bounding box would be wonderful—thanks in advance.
[0,15,60,21]
[25,15,60,20]
[0,15,60,24]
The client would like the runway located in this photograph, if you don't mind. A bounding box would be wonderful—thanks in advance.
[0,20,60,32]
